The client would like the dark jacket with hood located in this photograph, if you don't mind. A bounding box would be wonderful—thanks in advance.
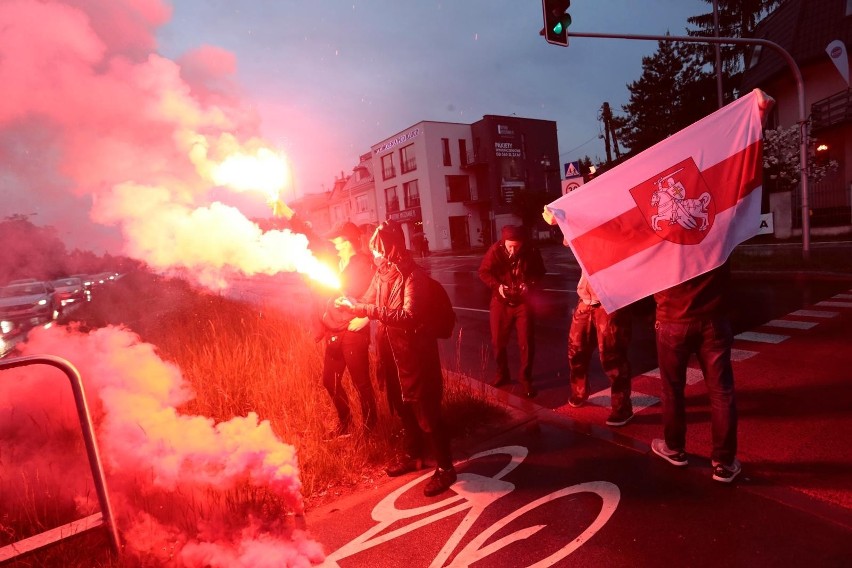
[478,238,546,307]
[356,221,443,401]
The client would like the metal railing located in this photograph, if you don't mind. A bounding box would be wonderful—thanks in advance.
[0,355,120,562]
[811,89,852,132]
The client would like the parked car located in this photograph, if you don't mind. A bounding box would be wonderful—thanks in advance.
[0,281,59,324]
[51,277,90,307]
[70,273,95,291]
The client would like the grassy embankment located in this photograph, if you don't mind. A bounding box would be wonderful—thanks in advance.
[2,269,506,566]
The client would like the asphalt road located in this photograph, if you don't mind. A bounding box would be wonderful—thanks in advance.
[310,417,852,567]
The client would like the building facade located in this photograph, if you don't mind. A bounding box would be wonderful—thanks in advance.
[741,0,852,236]
[295,114,560,253]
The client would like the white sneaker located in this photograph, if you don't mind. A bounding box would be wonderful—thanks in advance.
[651,438,688,467]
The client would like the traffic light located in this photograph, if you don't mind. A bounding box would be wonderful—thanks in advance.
[541,0,571,47]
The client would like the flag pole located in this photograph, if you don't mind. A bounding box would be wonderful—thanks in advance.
[566,31,810,261]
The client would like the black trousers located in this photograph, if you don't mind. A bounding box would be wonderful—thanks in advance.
[321,329,377,430]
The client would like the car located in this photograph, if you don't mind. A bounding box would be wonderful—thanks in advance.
[0,281,59,325]
[51,277,90,307]
[70,273,95,291]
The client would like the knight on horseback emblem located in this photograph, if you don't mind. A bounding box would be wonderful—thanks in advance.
[650,169,712,232]
[628,157,715,245]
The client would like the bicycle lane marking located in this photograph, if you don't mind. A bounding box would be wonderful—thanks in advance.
[321,445,620,568]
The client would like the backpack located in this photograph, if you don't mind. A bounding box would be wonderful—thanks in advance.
[423,275,456,339]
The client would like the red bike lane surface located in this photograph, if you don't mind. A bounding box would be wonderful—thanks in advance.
[306,421,852,568]
[548,286,852,517]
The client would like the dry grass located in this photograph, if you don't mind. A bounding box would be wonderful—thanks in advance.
[1,269,506,566]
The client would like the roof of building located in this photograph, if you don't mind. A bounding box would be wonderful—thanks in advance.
[741,0,852,91]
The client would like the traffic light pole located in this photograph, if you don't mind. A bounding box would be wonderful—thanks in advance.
[566,30,811,261]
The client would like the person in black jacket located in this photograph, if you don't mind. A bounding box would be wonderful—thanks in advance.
[275,201,377,439]
[337,221,456,497]
[478,225,546,398]
[650,263,741,483]
[319,222,377,438]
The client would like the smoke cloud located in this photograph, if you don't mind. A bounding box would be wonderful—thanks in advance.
[1,324,325,566]
[0,0,322,290]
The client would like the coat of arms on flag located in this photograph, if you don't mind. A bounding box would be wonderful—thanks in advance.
[629,157,715,245]
[545,89,775,312]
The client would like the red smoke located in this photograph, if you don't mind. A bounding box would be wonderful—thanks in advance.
[1,324,325,566]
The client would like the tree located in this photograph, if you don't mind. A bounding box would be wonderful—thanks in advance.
[763,126,839,192]
[687,0,784,98]
[617,38,715,154]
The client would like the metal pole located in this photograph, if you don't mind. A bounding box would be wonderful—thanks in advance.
[0,355,121,555]
[566,30,810,260]
[712,0,724,108]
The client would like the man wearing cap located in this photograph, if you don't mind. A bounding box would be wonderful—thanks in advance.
[318,221,378,438]
[478,225,546,398]
[273,204,378,437]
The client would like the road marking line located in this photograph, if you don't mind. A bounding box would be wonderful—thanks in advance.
[763,319,818,330]
[735,331,789,343]
[815,300,852,308]
[587,388,660,411]
[790,309,839,318]
[643,367,705,385]
[731,348,758,360]
[833,293,852,300]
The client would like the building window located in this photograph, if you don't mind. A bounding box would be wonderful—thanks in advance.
[400,143,417,174]
[458,139,468,166]
[446,175,471,202]
[403,179,420,208]
[442,138,451,166]
[381,153,396,180]
[385,186,400,212]
[356,194,369,213]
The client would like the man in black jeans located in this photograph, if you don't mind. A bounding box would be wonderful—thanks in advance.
[651,262,741,483]
[478,225,546,398]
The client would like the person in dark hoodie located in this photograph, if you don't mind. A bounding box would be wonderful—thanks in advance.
[478,225,546,398]
[336,220,456,497]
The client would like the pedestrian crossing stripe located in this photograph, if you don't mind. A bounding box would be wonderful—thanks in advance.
[789,309,838,318]
[815,300,852,308]
[735,331,790,344]
[763,319,818,330]
[833,293,852,300]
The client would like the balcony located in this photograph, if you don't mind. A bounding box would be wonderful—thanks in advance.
[462,149,488,168]
[811,89,852,132]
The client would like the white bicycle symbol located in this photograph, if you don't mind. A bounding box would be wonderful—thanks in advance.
[322,445,620,567]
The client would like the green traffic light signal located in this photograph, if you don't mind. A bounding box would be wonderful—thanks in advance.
[541,0,571,47]
[552,14,572,35]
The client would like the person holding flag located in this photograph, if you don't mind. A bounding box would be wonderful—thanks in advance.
[545,89,774,483]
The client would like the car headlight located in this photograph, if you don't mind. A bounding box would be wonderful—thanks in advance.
[38,299,47,305]
[1,320,13,334]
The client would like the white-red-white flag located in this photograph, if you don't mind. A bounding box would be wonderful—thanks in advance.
[546,89,774,312]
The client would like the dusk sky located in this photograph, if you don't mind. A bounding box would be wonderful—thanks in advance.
[156,0,709,196]
[2,0,710,255]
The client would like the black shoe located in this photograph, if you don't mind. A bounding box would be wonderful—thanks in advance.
[568,395,587,408]
[385,456,423,477]
[423,467,457,497]
[605,409,634,427]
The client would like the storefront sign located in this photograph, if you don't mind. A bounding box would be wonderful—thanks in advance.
[375,129,421,154]
[388,207,422,223]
